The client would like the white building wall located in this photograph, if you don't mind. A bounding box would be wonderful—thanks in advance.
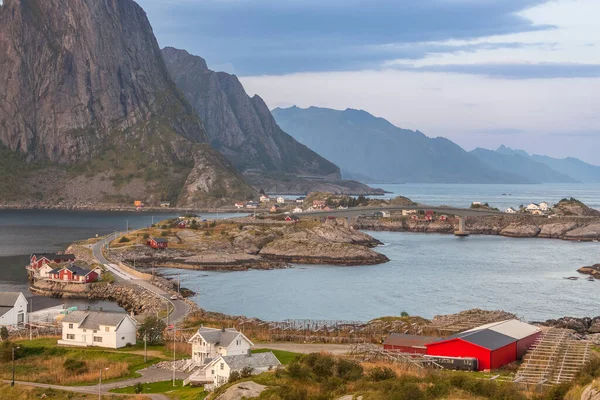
[59,317,136,349]
[0,293,28,326]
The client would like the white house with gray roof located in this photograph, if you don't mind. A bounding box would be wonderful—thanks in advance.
[189,351,281,389]
[58,311,137,348]
[0,292,28,327]
[189,326,253,365]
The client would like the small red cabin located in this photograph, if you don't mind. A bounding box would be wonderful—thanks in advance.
[439,215,449,221]
[148,237,168,249]
[178,221,187,229]
[410,215,419,220]
[30,253,76,270]
[425,215,433,221]
[48,265,99,284]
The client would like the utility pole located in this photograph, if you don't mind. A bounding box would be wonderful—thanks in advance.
[11,346,19,386]
[144,334,147,363]
[29,297,32,341]
[173,322,176,387]
[177,273,180,296]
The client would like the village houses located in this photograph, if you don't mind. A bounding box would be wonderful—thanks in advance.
[276,196,285,204]
[259,195,270,203]
[312,200,326,209]
[295,197,305,204]
[148,237,169,249]
[48,264,100,284]
[293,207,303,213]
[505,207,517,214]
[29,253,76,272]
[187,326,280,389]
[0,292,28,327]
[246,201,258,209]
[234,202,244,209]
[58,311,137,349]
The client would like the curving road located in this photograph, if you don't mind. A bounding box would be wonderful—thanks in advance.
[294,204,505,219]
[91,235,189,324]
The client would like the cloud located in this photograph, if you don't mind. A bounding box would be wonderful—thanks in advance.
[137,0,552,75]
[389,62,600,79]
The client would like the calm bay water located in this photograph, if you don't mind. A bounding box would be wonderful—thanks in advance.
[0,209,240,309]
[173,231,600,322]
[1,183,599,320]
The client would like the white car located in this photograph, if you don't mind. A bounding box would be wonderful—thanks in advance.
[170,295,178,300]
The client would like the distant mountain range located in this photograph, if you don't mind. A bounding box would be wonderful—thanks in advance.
[272,106,527,184]
[272,106,599,184]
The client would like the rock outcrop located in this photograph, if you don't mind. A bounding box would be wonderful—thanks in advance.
[0,0,253,206]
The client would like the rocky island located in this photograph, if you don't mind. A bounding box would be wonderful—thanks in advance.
[106,217,389,271]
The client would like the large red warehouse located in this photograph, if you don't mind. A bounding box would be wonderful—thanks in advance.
[425,320,541,371]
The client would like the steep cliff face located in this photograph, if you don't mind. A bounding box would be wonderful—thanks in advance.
[161,47,341,179]
[0,0,253,205]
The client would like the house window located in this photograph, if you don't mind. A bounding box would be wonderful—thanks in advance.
[93,330,97,333]
[83,329,86,332]
[211,369,214,375]
[220,363,224,370]
[105,327,110,332]
[122,337,125,340]
[68,324,73,329]
[66,334,75,340]
[93,336,102,342]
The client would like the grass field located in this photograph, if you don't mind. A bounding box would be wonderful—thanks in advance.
[0,382,143,400]
[110,380,207,400]
[1,339,159,386]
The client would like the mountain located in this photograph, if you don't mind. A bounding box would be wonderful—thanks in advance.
[485,146,600,184]
[470,148,579,184]
[272,106,529,184]
[162,48,368,191]
[0,0,253,206]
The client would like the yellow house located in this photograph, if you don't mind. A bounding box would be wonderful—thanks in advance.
[134,200,142,207]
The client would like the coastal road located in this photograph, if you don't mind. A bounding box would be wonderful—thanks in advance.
[295,204,506,219]
[91,236,189,324]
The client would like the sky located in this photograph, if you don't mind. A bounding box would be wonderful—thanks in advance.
[138,0,600,164]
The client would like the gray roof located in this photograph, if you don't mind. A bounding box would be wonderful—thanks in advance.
[0,292,22,307]
[0,307,12,317]
[197,327,241,347]
[62,311,131,329]
[31,253,76,261]
[436,329,516,351]
[27,296,64,313]
[221,352,281,371]
[49,264,95,276]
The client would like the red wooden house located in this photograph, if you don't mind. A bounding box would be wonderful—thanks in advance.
[29,253,76,270]
[383,334,438,355]
[439,215,449,221]
[148,237,168,249]
[425,214,433,221]
[425,320,541,371]
[48,265,99,284]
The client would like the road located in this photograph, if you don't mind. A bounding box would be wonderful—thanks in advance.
[91,236,189,324]
[295,204,505,219]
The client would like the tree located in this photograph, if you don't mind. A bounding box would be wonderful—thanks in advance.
[0,326,8,341]
[138,316,166,344]
[259,188,266,195]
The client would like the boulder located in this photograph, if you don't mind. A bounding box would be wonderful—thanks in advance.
[500,223,541,238]
[563,223,600,241]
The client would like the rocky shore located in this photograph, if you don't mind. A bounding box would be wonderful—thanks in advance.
[577,264,600,278]
[355,215,600,241]
[29,280,165,316]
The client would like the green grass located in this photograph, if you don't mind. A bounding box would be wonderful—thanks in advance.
[110,380,207,400]
[251,349,301,365]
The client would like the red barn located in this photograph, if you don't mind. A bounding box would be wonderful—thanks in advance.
[383,334,438,354]
[425,320,541,371]
[29,253,76,270]
[48,265,99,284]
[148,237,168,249]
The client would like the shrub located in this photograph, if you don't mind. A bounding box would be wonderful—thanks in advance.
[336,358,363,381]
[134,382,143,394]
[229,370,240,383]
[240,366,253,378]
[118,236,130,243]
[204,231,211,237]
[288,361,310,379]
[143,233,150,239]
[63,359,88,375]
[400,311,409,317]
[0,326,8,341]
[278,387,308,400]
[161,231,168,237]
[138,316,166,344]
[368,366,397,381]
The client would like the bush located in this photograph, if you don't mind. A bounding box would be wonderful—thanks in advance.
[118,236,130,243]
[369,366,397,381]
[161,231,168,237]
[0,326,8,341]
[204,231,211,237]
[337,358,363,381]
[278,387,308,400]
[134,382,143,394]
[229,370,240,383]
[288,361,310,380]
[138,316,166,344]
[240,366,253,378]
[63,359,88,375]
[400,311,409,317]
[143,233,150,239]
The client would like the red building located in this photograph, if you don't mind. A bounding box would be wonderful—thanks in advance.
[425,320,541,371]
[285,215,300,223]
[29,253,76,270]
[48,265,99,284]
[439,215,449,221]
[383,334,438,354]
[148,237,169,249]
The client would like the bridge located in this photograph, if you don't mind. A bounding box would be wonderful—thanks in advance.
[293,204,505,236]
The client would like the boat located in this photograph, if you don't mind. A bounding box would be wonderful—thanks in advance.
[563,276,579,280]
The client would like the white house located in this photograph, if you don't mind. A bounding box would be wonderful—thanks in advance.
[234,202,244,209]
[531,209,546,216]
[58,311,137,349]
[539,202,550,211]
[198,352,281,390]
[39,263,55,279]
[472,201,482,206]
[259,195,270,203]
[295,197,305,204]
[189,327,253,365]
[505,207,517,214]
[374,211,390,218]
[402,209,417,216]
[0,292,28,327]
[526,203,540,211]
[276,197,285,204]
[293,207,303,213]
[246,202,258,209]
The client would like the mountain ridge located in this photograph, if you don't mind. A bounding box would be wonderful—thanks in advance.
[272,105,530,184]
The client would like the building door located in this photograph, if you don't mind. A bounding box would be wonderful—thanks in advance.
[17,312,24,325]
